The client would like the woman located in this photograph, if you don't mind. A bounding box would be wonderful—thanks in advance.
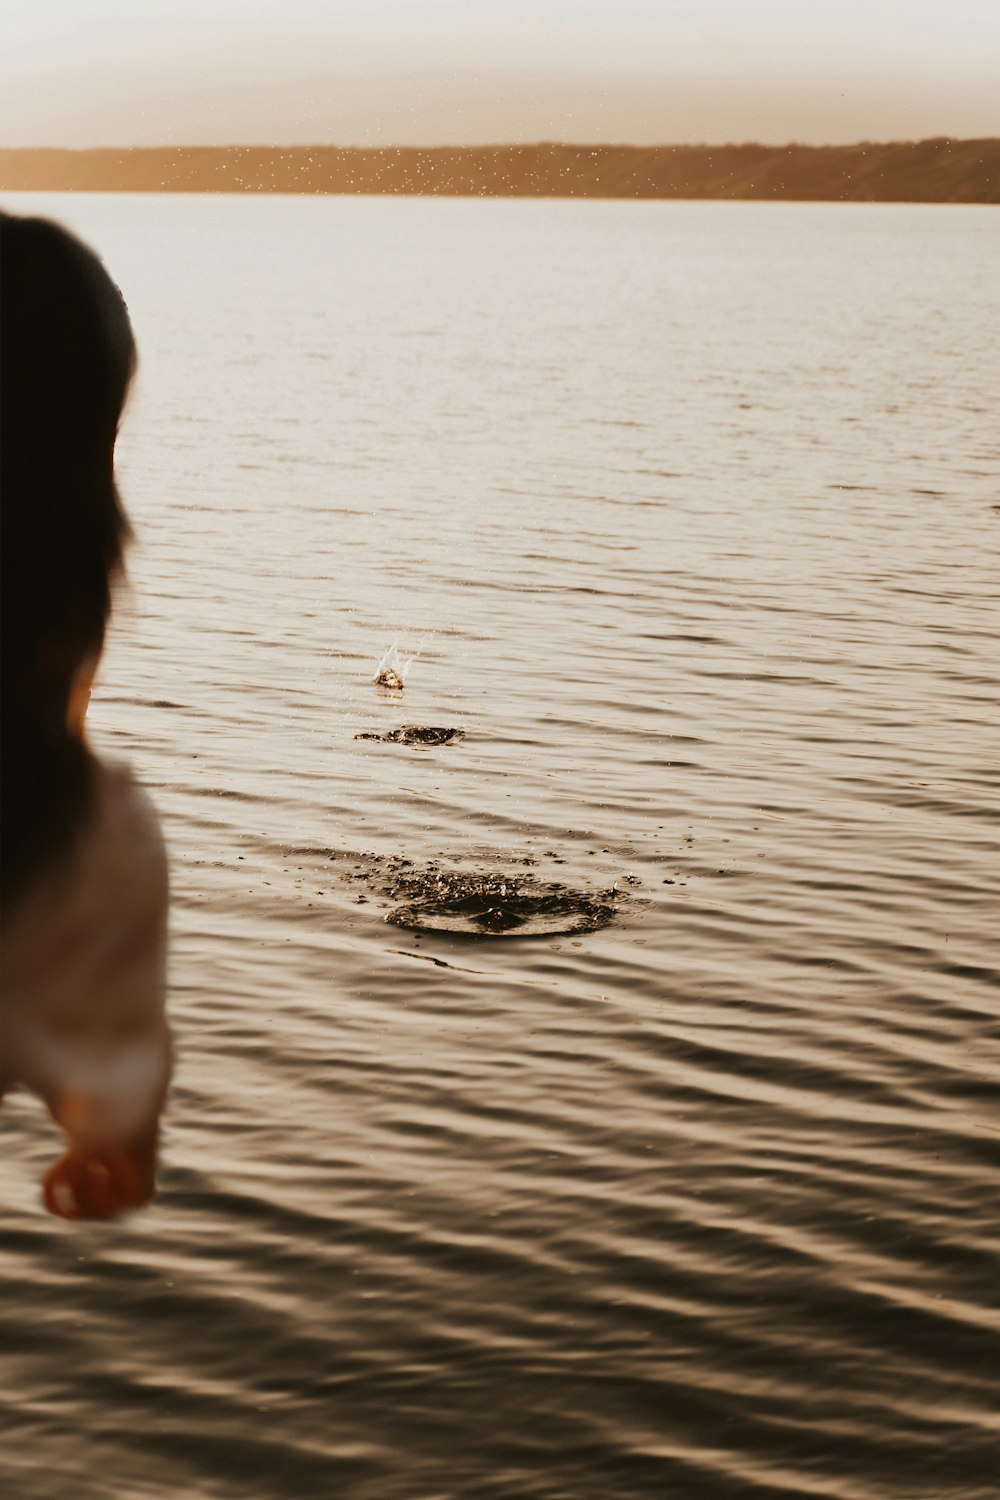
[1,211,172,1219]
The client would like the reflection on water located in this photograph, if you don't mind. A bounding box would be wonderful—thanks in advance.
[1,193,999,1500]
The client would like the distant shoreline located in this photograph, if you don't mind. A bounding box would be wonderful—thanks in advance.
[2,140,998,202]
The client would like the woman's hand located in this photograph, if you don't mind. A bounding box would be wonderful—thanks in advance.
[42,1128,159,1220]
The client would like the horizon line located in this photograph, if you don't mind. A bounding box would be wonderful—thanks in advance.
[5,135,997,153]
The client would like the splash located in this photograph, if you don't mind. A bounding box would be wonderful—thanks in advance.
[354,726,464,747]
[373,644,412,690]
[380,864,620,938]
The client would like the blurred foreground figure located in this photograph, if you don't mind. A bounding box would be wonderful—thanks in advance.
[1,212,172,1219]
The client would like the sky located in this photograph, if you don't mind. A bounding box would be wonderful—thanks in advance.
[1,0,998,148]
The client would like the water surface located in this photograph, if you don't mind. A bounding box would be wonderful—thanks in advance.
[2,193,998,1500]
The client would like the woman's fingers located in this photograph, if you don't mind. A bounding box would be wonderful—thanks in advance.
[42,1134,158,1220]
[43,1153,90,1218]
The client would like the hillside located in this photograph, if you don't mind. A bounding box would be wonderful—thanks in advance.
[1,139,998,202]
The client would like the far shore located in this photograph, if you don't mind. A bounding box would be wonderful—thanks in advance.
[1,139,998,202]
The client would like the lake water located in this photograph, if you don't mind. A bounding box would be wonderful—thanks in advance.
[1,192,998,1499]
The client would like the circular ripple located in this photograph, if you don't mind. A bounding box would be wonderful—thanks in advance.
[382,867,619,937]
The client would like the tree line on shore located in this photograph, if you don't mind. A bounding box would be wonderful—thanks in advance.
[1,139,997,202]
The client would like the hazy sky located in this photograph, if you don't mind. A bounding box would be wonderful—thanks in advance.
[2,0,998,146]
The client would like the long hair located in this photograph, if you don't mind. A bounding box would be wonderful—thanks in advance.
[1,212,136,906]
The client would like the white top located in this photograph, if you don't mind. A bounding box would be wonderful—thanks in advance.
[1,760,171,1152]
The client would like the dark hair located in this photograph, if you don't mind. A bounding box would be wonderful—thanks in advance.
[1,211,136,905]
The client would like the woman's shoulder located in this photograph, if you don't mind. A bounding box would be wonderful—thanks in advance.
[77,758,170,930]
[1,756,170,1111]
[91,758,167,867]
[2,757,168,971]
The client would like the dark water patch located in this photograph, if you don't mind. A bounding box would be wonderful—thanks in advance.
[198,786,270,804]
[354,726,465,747]
[100,694,187,710]
[388,948,489,975]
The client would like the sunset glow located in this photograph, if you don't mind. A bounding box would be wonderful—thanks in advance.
[2,0,998,146]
